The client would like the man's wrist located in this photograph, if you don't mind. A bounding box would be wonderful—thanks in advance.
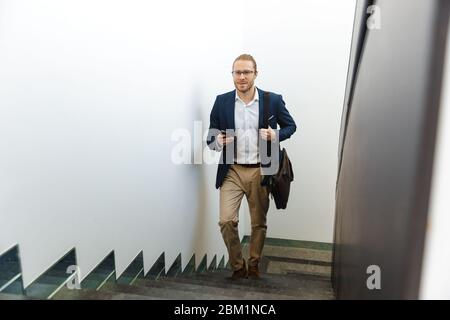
[216,136,224,151]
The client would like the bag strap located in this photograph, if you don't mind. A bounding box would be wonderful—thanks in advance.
[263,91,271,158]
[263,91,269,128]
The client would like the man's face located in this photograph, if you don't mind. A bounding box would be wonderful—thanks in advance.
[232,60,257,94]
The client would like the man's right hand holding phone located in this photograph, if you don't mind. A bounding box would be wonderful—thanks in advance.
[217,132,234,147]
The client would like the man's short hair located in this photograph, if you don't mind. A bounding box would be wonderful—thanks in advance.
[233,54,257,72]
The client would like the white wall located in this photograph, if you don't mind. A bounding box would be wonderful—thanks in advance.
[241,0,356,243]
[0,0,355,287]
[0,0,242,286]
[419,21,450,300]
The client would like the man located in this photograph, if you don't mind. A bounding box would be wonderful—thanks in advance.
[206,54,297,280]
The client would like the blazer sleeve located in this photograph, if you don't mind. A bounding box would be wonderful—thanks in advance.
[206,96,222,151]
[277,95,297,142]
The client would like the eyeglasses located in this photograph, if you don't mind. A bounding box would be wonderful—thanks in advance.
[231,70,255,77]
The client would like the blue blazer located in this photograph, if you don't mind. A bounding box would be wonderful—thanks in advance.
[206,88,297,189]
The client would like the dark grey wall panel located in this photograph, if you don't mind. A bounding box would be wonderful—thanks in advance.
[337,0,372,166]
[333,0,449,299]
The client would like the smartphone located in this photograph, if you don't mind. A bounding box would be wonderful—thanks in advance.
[221,130,235,137]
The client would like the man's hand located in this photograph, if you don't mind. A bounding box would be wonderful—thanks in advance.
[217,133,234,147]
[260,127,276,141]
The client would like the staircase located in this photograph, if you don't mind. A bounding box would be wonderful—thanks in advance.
[0,238,335,300]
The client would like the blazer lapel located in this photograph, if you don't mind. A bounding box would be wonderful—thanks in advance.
[226,90,236,130]
[258,87,265,129]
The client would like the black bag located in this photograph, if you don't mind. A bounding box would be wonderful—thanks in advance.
[262,92,294,209]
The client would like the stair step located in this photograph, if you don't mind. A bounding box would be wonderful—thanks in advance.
[0,272,21,290]
[0,293,35,300]
[259,245,332,263]
[51,287,165,300]
[0,275,24,295]
[25,283,59,299]
[188,269,331,284]
[82,278,110,290]
[25,274,74,298]
[265,259,331,278]
[79,272,117,292]
[101,282,235,300]
[0,262,21,274]
[135,278,300,300]
[0,271,21,281]
[158,272,334,300]
[85,267,114,277]
[31,275,71,285]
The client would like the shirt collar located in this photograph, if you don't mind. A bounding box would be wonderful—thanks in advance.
[235,86,259,104]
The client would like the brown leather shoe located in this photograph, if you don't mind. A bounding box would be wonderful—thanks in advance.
[231,260,248,280]
[248,264,260,279]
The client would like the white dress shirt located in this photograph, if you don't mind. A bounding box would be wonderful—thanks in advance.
[234,87,260,164]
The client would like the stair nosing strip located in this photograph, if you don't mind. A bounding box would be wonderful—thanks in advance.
[129,268,144,285]
[0,273,21,292]
[47,273,77,300]
[96,270,116,291]
[264,255,332,266]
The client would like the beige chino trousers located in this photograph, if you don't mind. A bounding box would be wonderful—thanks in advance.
[219,164,270,271]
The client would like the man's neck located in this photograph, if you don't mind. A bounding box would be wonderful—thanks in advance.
[237,86,256,104]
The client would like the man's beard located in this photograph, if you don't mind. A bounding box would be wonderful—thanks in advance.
[235,82,253,94]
